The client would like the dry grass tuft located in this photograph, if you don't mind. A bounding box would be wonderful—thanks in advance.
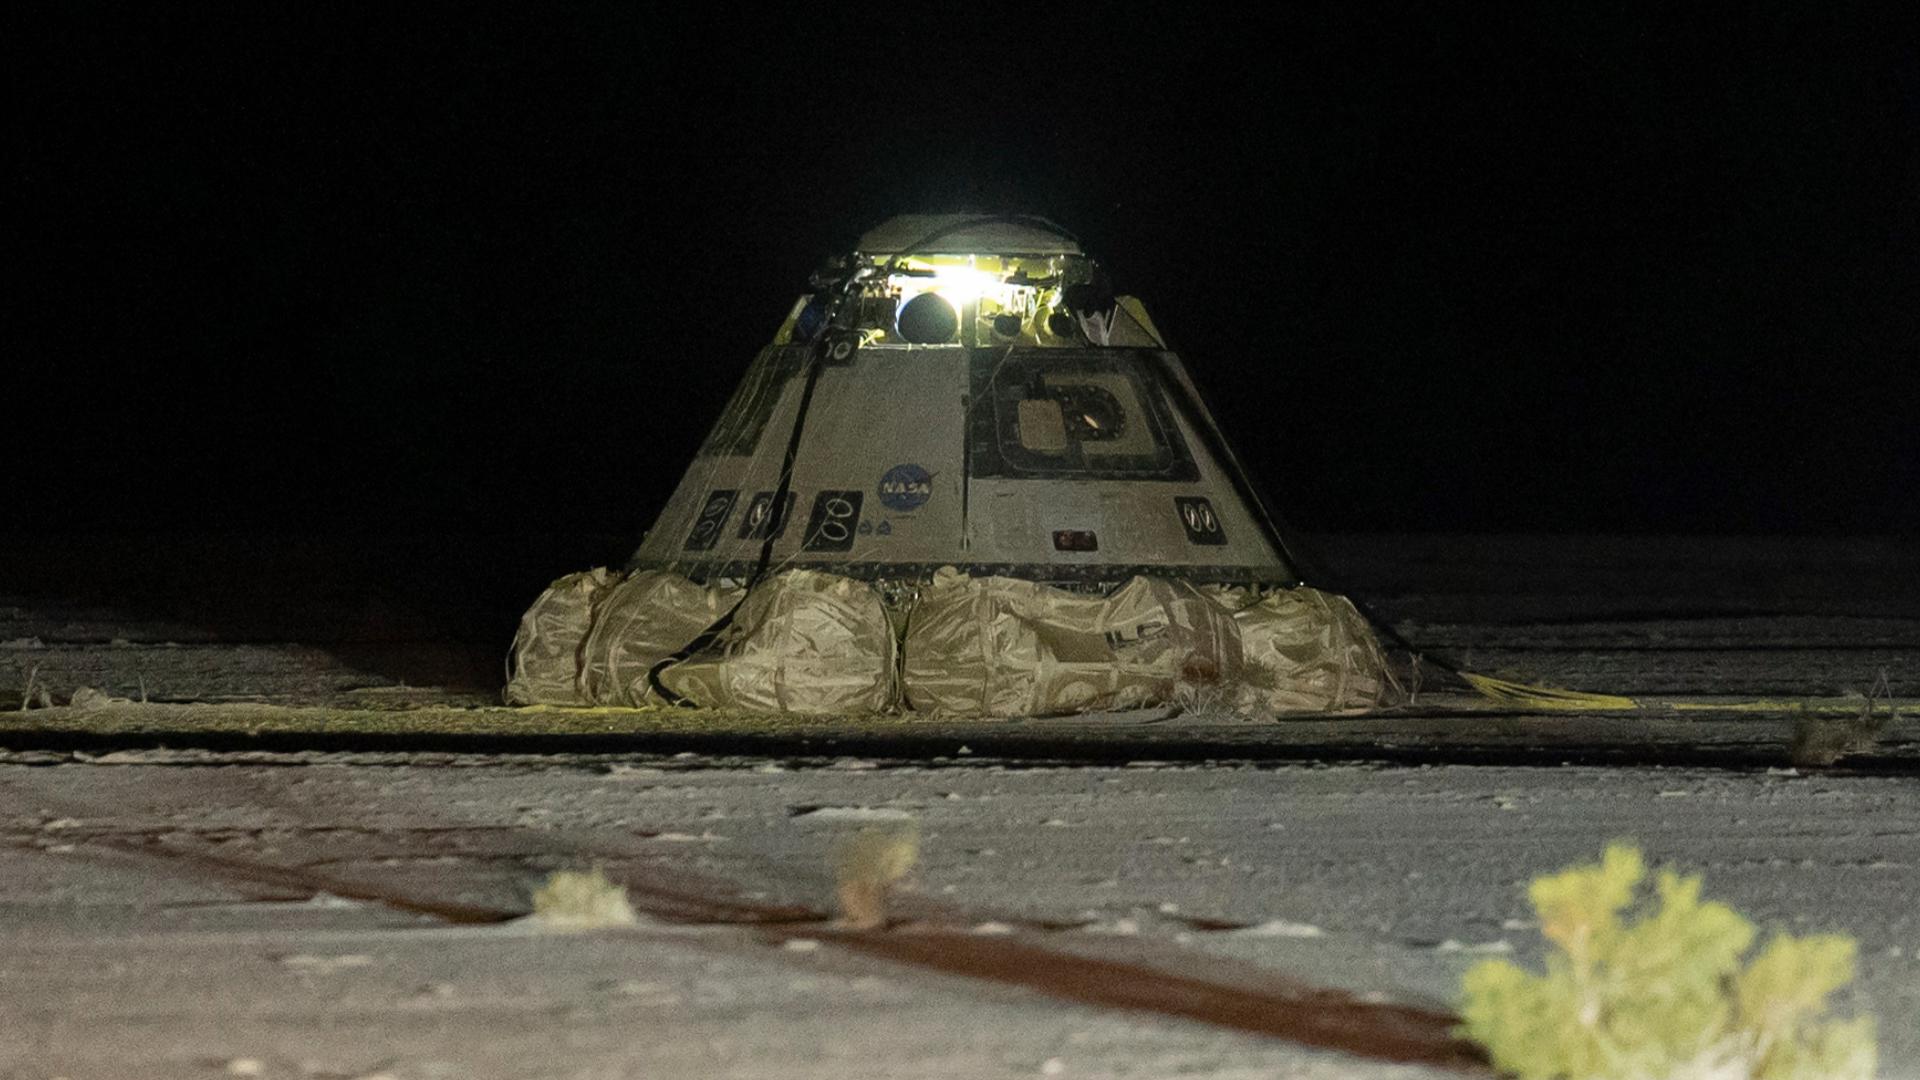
[1169,679,1236,721]
[529,867,637,929]
[834,822,920,929]
[1790,670,1899,767]
[68,686,124,711]
[1789,671,1900,767]
[17,664,49,711]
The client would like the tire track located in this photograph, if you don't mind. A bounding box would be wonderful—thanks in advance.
[0,819,1488,1072]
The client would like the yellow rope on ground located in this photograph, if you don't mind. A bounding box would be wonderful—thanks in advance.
[1459,672,1910,714]
[1458,673,1640,710]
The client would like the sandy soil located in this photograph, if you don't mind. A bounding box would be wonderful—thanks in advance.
[0,535,1914,1078]
[0,753,1912,1079]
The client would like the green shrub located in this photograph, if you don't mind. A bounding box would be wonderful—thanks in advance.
[1459,842,1875,1079]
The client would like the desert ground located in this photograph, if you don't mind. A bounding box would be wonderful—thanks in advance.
[1,534,1914,1079]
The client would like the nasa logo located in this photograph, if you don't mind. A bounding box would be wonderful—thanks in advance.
[877,464,933,512]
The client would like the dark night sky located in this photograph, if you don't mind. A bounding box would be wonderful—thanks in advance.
[12,7,1918,539]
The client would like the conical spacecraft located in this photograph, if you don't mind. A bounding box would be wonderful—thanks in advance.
[507,215,1397,717]
[626,214,1298,589]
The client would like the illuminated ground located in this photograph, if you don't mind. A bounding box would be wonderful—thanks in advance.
[1,535,1914,1078]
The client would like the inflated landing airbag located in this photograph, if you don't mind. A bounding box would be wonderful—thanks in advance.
[506,567,1399,717]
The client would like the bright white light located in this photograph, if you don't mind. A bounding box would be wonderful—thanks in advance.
[893,264,1003,313]
[927,266,998,305]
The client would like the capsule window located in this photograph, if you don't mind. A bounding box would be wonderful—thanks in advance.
[971,349,1199,482]
[1016,398,1069,453]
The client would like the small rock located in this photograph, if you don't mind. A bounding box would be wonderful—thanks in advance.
[1436,938,1513,954]
[1232,919,1324,939]
[69,687,116,711]
[794,806,913,821]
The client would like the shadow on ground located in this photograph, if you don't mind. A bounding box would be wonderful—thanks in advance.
[0,532,635,697]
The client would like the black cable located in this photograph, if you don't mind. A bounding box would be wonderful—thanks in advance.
[645,339,832,704]
[646,215,1053,705]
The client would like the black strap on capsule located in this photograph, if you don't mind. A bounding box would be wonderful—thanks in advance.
[646,215,1085,705]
